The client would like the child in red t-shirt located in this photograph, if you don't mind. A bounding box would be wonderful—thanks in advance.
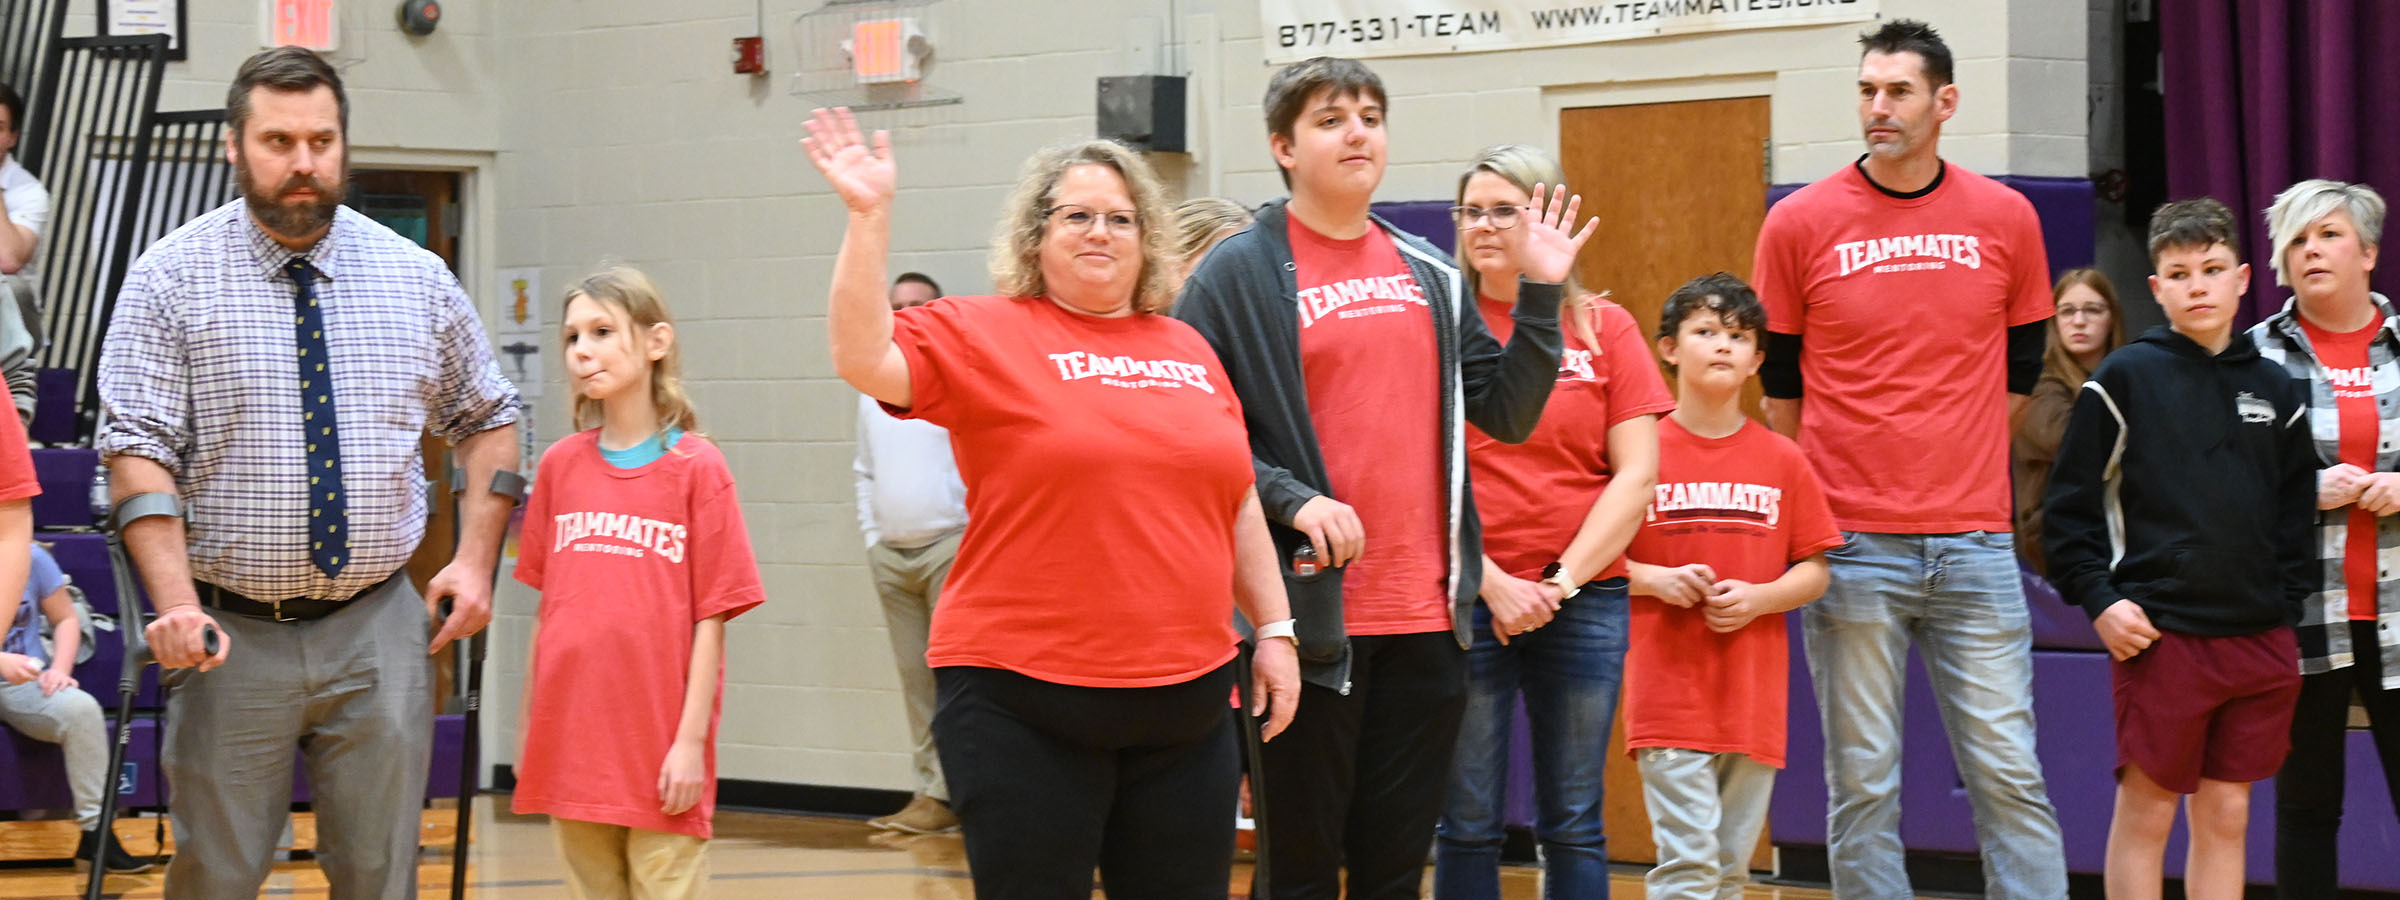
[513,267,765,900]
[1623,273,1840,899]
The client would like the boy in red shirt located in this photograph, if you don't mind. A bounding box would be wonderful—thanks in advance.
[1175,57,1588,900]
[1625,273,1840,899]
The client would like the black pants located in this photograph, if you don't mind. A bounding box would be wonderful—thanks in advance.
[934,662,1238,900]
[2277,620,2400,899]
[1255,631,1467,900]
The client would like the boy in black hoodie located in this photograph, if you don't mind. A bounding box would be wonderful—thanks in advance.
[2044,197,2312,898]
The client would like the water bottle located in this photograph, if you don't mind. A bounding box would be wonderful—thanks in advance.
[88,464,110,528]
[1291,544,1321,578]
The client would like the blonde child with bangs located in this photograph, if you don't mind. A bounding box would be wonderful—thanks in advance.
[511,266,766,899]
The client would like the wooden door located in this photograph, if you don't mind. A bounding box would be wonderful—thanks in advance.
[1559,96,1772,868]
[348,169,467,709]
[1561,97,1771,422]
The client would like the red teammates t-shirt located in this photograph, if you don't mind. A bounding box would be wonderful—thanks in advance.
[1472,296,1675,581]
[1290,216,1450,635]
[1753,163,2053,533]
[890,295,1249,687]
[1622,418,1841,767]
[2300,317,2381,620]
[513,432,766,839]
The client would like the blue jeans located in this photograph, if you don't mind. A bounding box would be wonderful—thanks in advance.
[1802,531,2066,900]
[1434,578,1628,900]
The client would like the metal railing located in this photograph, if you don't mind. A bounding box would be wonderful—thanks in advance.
[0,0,67,117]
[18,35,169,442]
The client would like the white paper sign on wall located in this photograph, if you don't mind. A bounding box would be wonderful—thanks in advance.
[1259,0,1878,64]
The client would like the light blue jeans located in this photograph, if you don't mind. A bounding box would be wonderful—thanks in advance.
[1435,579,1628,900]
[1801,530,2066,900]
[1637,747,1777,900]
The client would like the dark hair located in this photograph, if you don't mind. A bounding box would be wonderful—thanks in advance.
[1858,19,1954,88]
[0,82,21,139]
[226,46,348,138]
[893,272,941,295]
[1262,57,1386,189]
[1655,272,1768,346]
[2147,197,2243,264]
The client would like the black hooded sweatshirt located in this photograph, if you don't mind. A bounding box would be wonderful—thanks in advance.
[2043,325,2315,634]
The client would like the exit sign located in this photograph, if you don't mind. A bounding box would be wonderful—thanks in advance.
[267,0,338,51]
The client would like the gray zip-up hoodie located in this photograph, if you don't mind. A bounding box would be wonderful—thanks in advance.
[1174,198,1563,691]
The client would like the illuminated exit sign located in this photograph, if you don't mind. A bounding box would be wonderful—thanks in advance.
[267,0,339,51]
[846,18,927,84]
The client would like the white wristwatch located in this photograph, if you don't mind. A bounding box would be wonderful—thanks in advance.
[1254,618,1299,646]
[1540,562,1582,602]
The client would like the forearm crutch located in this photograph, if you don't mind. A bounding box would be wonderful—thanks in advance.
[447,464,526,900]
[87,493,214,900]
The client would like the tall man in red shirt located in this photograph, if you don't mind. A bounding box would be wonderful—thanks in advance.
[1752,20,2068,899]
[1176,57,1583,899]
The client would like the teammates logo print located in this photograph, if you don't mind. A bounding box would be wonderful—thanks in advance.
[2326,363,2377,400]
[1645,480,1783,526]
[2236,391,2275,425]
[1046,350,1218,393]
[1296,274,1427,328]
[553,510,688,562]
[1834,233,1984,277]
[1558,348,1598,383]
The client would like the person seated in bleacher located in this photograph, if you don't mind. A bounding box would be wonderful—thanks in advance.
[0,543,146,872]
[0,81,46,427]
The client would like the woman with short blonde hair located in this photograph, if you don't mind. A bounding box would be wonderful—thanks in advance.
[803,108,1300,898]
[2245,178,2400,898]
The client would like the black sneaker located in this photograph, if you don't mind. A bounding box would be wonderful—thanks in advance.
[76,828,155,874]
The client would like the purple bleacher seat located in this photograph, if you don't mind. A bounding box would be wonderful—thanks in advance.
[4,712,467,819]
[29,447,97,530]
[0,714,164,811]
[1773,632,2400,890]
[28,368,78,446]
[44,533,159,709]
[2022,565,2106,652]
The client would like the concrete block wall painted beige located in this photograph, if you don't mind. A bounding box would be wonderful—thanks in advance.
[56,0,2085,793]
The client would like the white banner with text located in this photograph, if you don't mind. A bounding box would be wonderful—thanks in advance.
[1260,0,1878,64]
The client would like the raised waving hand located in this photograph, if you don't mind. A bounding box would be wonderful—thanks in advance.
[802,107,896,214]
[801,106,912,407]
[1507,183,1599,285]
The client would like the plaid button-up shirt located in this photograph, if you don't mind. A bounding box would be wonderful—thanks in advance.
[2251,293,2400,690]
[98,200,521,601]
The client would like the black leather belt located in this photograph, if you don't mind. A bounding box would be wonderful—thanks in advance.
[195,575,395,623]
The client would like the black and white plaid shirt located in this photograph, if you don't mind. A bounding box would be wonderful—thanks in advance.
[2251,293,2400,690]
[98,200,521,601]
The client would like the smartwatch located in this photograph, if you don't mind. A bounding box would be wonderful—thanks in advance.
[1539,562,1582,602]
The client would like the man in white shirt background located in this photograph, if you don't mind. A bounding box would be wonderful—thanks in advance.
[0,82,44,290]
[0,82,49,426]
[854,271,968,834]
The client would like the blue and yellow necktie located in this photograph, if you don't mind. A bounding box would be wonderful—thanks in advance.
[288,257,348,577]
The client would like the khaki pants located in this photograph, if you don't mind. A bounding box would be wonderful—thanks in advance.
[866,528,960,801]
[552,818,709,900]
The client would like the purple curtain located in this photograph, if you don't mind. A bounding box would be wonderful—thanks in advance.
[2162,0,2400,326]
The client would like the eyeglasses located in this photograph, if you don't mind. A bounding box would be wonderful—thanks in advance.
[1046,205,1141,236]
[2056,304,2110,320]
[1450,204,1523,229]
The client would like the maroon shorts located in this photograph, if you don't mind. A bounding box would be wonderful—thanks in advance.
[2111,625,2302,794]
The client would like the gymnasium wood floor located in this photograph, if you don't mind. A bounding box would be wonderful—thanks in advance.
[0,800,1863,899]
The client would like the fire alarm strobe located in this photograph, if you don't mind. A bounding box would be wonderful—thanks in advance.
[398,0,439,36]
[733,36,767,75]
